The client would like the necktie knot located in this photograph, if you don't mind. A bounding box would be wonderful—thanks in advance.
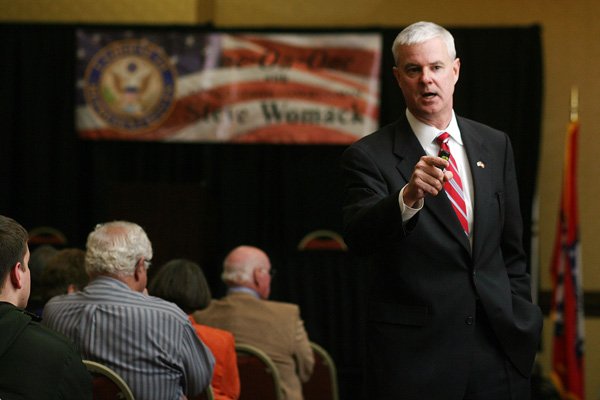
[436,132,450,145]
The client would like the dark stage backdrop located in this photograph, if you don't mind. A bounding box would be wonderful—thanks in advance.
[0,24,542,400]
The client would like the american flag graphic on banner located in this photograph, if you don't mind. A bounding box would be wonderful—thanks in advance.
[550,120,584,400]
[75,29,381,143]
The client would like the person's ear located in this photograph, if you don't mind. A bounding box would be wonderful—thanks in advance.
[252,268,261,286]
[392,66,402,85]
[10,263,25,289]
[134,259,146,282]
[452,57,461,84]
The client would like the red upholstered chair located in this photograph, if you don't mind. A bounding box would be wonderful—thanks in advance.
[302,342,340,400]
[83,360,135,400]
[235,343,283,400]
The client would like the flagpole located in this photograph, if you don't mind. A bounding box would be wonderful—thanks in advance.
[570,86,579,123]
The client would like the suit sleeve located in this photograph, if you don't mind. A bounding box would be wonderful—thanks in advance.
[292,310,314,382]
[488,132,543,377]
[500,135,535,302]
[341,143,412,256]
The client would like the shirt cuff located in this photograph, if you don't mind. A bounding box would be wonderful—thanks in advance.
[399,185,424,223]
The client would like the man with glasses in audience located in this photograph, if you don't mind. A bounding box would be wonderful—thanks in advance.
[43,220,214,400]
[195,245,314,400]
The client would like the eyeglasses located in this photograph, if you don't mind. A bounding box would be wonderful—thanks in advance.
[138,258,152,270]
[259,267,276,278]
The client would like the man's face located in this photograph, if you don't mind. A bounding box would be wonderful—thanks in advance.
[393,37,460,128]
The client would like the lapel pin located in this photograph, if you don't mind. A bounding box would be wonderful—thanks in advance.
[476,161,485,168]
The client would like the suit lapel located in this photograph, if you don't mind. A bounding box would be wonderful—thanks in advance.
[392,118,470,253]
[459,118,493,261]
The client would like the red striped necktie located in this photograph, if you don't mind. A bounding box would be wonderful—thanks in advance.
[435,132,469,235]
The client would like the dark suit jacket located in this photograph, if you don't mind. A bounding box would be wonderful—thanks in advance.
[341,115,543,399]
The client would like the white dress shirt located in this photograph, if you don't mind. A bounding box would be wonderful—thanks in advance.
[399,109,474,238]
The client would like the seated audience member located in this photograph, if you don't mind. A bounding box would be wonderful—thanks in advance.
[40,247,89,305]
[26,244,57,315]
[0,215,91,399]
[149,259,241,400]
[195,245,314,400]
[43,221,214,400]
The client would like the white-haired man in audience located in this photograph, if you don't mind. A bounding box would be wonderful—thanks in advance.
[43,220,214,400]
[194,245,314,400]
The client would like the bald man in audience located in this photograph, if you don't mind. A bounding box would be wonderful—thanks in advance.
[195,245,314,400]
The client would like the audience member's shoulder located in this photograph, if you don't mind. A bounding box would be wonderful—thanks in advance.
[144,294,191,322]
[44,291,78,307]
[1,306,63,353]
[264,299,301,314]
[19,312,80,353]
[206,297,225,307]
[200,324,236,343]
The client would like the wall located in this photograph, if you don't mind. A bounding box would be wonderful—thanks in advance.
[2,0,598,398]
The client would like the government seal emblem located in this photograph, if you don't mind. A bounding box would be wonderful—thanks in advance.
[83,39,176,133]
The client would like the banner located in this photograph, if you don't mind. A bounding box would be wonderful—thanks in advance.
[75,29,381,143]
[550,120,584,400]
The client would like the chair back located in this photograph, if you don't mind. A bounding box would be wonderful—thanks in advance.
[82,360,135,400]
[235,343,283,400]
[302,342,339,400]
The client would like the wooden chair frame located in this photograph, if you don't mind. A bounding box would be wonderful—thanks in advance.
[303,342,340,400]
[235,343,284,400]
[83,359,135,400]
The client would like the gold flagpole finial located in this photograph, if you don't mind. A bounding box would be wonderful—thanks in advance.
[570,86,579,123]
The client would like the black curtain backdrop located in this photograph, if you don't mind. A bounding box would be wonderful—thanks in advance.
[0,24,542,400]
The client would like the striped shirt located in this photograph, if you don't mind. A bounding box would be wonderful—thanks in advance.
[42,276,214,400]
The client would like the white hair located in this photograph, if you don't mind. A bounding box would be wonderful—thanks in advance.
[85,221,152,277]
[392,21,456,65]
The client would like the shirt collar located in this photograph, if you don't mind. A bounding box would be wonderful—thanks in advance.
[91,275,132,289]
[227,286,260,299]
[405,109,463,146]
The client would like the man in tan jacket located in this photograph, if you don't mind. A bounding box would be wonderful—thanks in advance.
[195,245,314,400]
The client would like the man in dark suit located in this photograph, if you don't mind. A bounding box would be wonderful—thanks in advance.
[341,21,543,400]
